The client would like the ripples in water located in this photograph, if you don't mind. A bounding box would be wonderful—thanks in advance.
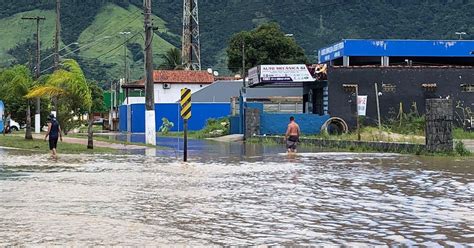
[0,150,473,246]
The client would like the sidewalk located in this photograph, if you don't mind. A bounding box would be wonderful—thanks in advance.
[31,134,146,150]
[461,139,474,152]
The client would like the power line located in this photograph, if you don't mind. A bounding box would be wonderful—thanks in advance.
[95,33,141,60]
[76,9,142,47]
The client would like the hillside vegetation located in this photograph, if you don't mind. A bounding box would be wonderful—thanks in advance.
[0,0,472,84]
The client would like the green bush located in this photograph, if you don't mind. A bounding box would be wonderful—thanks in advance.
[455,141,471,156]
[200,117,230,138]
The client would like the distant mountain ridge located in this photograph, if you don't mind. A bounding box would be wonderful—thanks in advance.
[1,0,472,84]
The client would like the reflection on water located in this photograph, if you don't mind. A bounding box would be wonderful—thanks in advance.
[0,140,473,246]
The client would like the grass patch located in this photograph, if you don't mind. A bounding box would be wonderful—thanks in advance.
[453,128,474,140]
[159,117,230,139]
[78,3,176,80]
[67,133,163,149]
[304,127,425,144]
[76,125,103,133]
[0,135,115,154]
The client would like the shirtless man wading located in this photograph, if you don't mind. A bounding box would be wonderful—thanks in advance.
[285,116,300,153]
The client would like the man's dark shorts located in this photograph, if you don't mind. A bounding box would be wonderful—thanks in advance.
[49,137,58,150]
[287,135,299,150]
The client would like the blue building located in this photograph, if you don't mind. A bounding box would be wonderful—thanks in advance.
[318,39,474,66]
[308,39,474,129]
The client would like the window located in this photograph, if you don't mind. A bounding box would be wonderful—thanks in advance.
[422,83,437,92]
[461,84,474,92]
[342,84,358,93]
[382,83,396,93]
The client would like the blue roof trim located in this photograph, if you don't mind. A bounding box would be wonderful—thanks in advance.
[318,39,474,63]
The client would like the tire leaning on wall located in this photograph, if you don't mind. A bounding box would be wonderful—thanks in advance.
[321,117,349,135]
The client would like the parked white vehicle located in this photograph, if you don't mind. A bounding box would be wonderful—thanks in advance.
[8,119,22,131]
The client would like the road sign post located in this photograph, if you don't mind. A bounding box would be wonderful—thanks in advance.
[180,88,192,162]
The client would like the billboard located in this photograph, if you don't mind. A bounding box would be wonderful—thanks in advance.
[248,64,315,86]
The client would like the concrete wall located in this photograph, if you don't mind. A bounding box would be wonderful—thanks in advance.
[256,136,425,154]
[260,114,330,135]
[426,99,453,152]
[327,67,474,128]
[245,108,260,138]
[119,103,230,133]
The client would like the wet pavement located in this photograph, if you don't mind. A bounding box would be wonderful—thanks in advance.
[0,137,473,246]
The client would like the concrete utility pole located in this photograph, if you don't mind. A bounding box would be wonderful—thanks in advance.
[51,0,61,119]
[242,41,246,88]
[22,16,45,134]
[144,0,156,145]
[54,0,61,70]
[182,0,201,70]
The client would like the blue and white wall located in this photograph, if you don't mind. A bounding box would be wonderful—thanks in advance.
[119,103,231,133]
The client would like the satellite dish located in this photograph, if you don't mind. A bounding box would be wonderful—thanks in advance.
[207,68,213,74]
[213,71,219,76]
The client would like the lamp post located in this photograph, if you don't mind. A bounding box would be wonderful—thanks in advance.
[119,31,131,85]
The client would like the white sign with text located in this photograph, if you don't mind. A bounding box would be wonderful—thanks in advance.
[357,95,368,116]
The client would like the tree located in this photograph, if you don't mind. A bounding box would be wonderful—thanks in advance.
[159,48,184,70]
[0,65,35,139]
[226,22,308,73]
[27,59,92,146]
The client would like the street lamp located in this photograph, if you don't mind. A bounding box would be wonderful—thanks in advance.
[119,32,131,85]
[455,32,467,40]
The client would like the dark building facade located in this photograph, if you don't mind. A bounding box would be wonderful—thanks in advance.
[326,66,474,128]
[303,39,474,129]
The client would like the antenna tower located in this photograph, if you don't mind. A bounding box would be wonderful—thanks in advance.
[182,0,201,70]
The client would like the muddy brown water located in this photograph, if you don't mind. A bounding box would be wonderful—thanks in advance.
[0,140,473,246]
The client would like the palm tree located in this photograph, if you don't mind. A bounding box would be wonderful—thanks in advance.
[159,48,183,70]
[0,65,35,140]
[27,59,93,147]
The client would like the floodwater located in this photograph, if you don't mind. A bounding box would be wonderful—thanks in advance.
[0,137,473,246]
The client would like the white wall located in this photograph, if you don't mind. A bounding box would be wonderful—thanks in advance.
[154,83,206,103]
[122,97,145,105]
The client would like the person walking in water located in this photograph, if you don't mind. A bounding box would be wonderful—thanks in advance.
[44,114,62,159]
[285,116,300,153]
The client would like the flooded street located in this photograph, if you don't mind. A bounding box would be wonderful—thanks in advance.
[0,139,473,246]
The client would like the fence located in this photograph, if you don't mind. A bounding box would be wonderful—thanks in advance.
[119,103,231,133]
[230,102,330,135]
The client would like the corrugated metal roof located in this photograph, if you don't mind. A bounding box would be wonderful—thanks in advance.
[191,80,303,102]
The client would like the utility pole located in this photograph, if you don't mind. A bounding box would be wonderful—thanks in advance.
[320,14,324,29]
[52,0,61,119]
[242,41,246,88]
[144,0,156,145]
[54,0,61,70]
[22,16,45,134]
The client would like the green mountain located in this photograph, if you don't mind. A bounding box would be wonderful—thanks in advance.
[1,0,473,85]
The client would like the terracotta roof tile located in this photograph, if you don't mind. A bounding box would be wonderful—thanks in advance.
[123,70,214,88]
[153,70,214,84]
